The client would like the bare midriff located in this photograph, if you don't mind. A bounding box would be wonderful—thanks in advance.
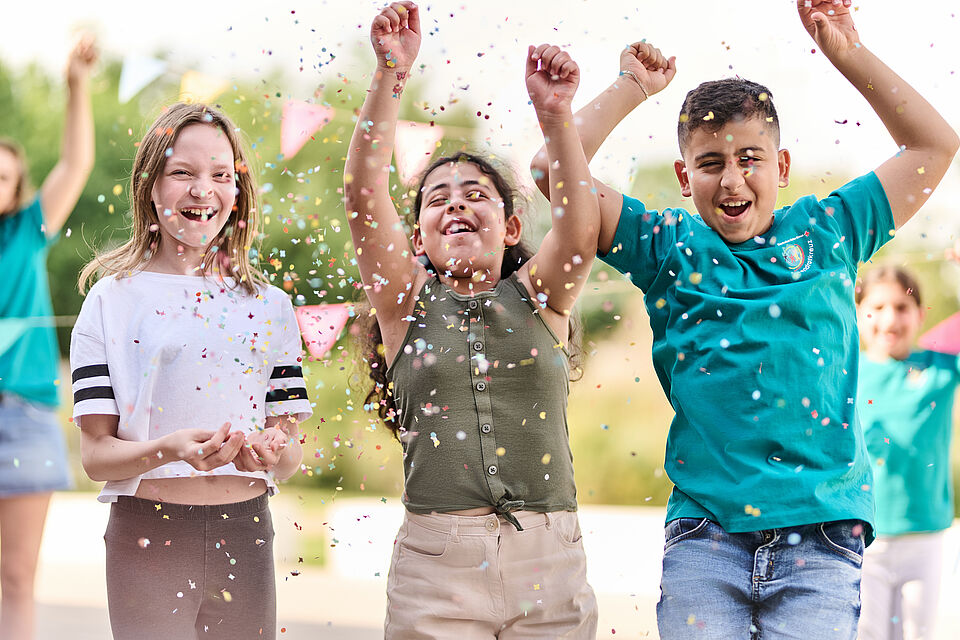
[445,506,496,516]
[135,476,268,505]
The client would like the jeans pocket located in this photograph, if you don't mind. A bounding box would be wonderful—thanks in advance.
[663,517,710,551]
[553,512,584,548]
[817,520,865,566]
[398,519,450,559]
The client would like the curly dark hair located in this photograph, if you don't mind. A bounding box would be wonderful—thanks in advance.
[678,78,780,154]
[354,151,582,439]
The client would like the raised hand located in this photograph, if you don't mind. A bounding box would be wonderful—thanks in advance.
[526,44,580,121]
[798,0,859,58]
[946,239,960,264]
[66,34,98,87]
[166,422,245,472]
[232,427,289,472]
[620,41,676,98]
[370,1,421,71]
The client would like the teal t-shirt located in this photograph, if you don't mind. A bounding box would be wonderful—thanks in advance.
[0,198,61,406]
[602,173,894,538]
[858,350,960,536]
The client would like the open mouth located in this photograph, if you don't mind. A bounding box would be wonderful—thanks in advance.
[179,207,216,222]
[443,219,477,235]
[717,200,751,220]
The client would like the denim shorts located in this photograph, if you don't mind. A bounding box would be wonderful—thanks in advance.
[0,392,73,496]
[657,517,864,639]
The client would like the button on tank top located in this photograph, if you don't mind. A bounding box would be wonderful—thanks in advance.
[387,273,578,517]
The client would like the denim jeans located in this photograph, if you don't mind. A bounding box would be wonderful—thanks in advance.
[657,518,864,639]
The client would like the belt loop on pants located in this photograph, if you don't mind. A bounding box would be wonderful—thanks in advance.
[449,516,460,543]
[544,512,556,530]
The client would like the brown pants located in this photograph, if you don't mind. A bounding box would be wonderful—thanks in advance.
[104,493,276,640]
[385,509,598,639]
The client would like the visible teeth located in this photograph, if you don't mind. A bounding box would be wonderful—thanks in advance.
[446,222,472,234]
[721,201,748,207]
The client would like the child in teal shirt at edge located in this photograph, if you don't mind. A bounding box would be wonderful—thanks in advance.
[531,1,958,638]
[856,266,960,640]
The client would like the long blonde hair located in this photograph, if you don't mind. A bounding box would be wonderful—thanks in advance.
[79,103,264,294]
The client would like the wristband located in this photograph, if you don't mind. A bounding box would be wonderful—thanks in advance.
[618,70,650,99]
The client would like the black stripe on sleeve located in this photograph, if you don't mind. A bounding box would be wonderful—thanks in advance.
[266,387,308,403]
[72,364,110,383]
[270,365,303,379]
[73,386,116,403]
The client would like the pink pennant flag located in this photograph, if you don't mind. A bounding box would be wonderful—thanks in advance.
[294,303,351,359]
[395,120,445,184]
[918,311,960,355]
[281,100,335,159]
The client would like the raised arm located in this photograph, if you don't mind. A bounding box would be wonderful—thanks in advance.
[40,35,97,235]
[343,2,425,348]
[518,45,599,324]
[78,415,244,482]
[798,0,959,229]
[530,42,676,253]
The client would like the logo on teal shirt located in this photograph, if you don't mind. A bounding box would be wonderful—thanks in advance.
[782,244,804,270]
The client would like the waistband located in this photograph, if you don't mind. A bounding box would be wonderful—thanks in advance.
[113,492,269,520]
[405,509,575,536]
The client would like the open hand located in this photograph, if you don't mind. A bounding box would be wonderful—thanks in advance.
[798,0,859,59]
[371,1,421,71]
[526,44,579,120]
[167,422,245,472]
[620,42,676,98]
[66,34,98,87]
[232,427,289,472]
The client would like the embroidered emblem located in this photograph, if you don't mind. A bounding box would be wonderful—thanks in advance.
[782,244,804,270]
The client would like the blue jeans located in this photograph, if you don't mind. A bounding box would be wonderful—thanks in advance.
[657,518,864,639]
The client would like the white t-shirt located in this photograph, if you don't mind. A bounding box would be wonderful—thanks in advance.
[70,271,312,502]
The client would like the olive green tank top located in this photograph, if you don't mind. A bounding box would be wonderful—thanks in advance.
[387,273,578,523]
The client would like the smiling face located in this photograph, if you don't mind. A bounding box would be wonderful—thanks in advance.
[150,123,236,269]
[0,146,22,215]
[857,280,924,361]
[412,161,521,284]
[674,116,790,244]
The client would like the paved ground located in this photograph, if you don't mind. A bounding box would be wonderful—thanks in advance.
[21,493,960,638]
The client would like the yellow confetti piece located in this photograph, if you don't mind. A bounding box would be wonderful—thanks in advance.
[496,447,506,456]
[222,590,232,603]
[655,298,667,309]
[112,184,123,196]
[689,272,703,285]
[538,411,546,420]
[541,453,551,465]
[917,166,925,175]
[703,111,714,121]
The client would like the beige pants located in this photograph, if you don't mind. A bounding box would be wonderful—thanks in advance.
[385,509,598,639]
[859,531,946,640]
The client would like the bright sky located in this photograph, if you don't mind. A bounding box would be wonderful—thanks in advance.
[2,0,959,243]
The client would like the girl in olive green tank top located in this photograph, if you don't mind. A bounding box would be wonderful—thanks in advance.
[344,3,601,636]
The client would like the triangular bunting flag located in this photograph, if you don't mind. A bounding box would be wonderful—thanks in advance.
[395,120,445,184]
[281,100,335,159]
[918,311,960,355]
[294,303,351,359]
[118,55,168,104]
[179,71,229,104]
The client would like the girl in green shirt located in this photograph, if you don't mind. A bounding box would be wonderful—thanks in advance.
[856,265,960,640]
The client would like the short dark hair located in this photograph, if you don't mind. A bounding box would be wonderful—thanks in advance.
[677,79,780,154]
[856,266,923,308]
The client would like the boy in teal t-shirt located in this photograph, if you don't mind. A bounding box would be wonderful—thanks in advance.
[531,1,958,637]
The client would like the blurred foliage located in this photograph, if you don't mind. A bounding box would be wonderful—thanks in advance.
[6,55,959,509]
